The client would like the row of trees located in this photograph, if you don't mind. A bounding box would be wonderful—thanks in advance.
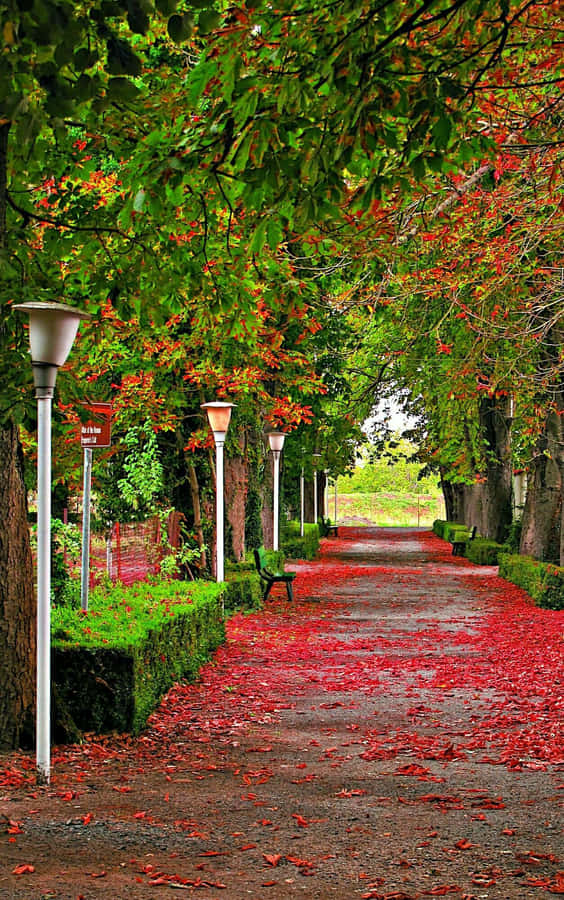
[1,0,562,748]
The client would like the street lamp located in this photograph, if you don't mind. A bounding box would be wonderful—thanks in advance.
[14,301,91,784]
[268,432,286,551]
[300,463,305,538]
[313,452,322,524]
[201,401,235,582]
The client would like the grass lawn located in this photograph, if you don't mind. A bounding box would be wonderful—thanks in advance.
[333,491,445,527]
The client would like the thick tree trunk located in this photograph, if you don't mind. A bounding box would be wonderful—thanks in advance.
[440,476,469,523]
[520,404,564,564]
[520,322,564,564]
[520,447,561,563]
[0,120,36,749]
[478,396,513,543]
[225,446,248,562]
[0,423,36,749]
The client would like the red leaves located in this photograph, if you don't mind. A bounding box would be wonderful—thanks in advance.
[139,864,226,889]
[291,813,309,828]
[12,864,35,875]
[454,838,473,850]
[262,853,281,867]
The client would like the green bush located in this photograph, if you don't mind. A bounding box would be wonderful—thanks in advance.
[444,523,472,543]
[498,553,564,610]
[223,569,262,613]
[432,519,448,538]
[465,538,509,566]
[281,521,320,560]
[52,579,226,735]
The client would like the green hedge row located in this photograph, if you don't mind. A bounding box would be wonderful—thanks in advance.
[432,519,452,540]
[433,520,508,564]
[53,574,260,738]
[433,519,474,543]
[498,554,564,610]
[465,537,510,566]
[281,521,320,560]
[224,569,262,613]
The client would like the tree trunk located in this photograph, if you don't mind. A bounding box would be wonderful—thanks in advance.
[520,322,564,564]
[440,475,468,523]
[186,460,207,571]
[520,445,561,562]
[520,406,563,564]
[0,120,36,749]
[0,423,36,749]
[478,395,513,543]
[225,446,248,562]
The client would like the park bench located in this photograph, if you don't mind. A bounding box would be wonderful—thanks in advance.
[253,546,296,602]
[450,525,477,556]
[326,522,339,537]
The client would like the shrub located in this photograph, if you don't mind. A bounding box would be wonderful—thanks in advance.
[223,570,262,613]
[465,538,509,566]
[444,523,472,543]
[432,519,448,538]
[281,521,320,560]
[498,553,564,610]
[52,579,226,735]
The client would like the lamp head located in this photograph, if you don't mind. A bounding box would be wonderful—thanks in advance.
[267,431,286,454]
[201,401,235,443]
[14,301,91,397]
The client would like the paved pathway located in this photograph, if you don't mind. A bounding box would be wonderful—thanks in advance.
[1,527,562,899]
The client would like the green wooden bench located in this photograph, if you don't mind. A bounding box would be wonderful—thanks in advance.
[451,525,477,556]
[253,546,296,602]
[326,522,339,537]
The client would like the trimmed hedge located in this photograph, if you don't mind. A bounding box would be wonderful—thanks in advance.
[432,519,449,538]
[52,576,259,737]
[465,538,510,566]
[498,553,564,610]
[281,521,320,560]
[433,519,470,542]
[223,569,262,613]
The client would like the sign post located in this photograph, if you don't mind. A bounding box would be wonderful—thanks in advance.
[79,404,112,610]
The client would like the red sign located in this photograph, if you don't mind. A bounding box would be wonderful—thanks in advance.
[80,403,112,448]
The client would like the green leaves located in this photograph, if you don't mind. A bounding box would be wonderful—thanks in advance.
[107,35,142,76]
[167,13,194,42]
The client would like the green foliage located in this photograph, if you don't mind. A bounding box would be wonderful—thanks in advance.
[339,441,441,495]
[465,538,509,566]
[498,554,564,611]
[30,518,82,606]
[52,578,227,735]
[444,523,473,543]
[432,519,449,538]
[117,421,164,514]
[505,519,523,553]
[223,570,262,613]
[281,521,320,560]
[245,486,263,551]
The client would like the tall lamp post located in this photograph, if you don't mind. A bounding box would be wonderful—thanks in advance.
[313,452,321,524]
[201,402,234,582]
[268,432,286,551]
[15,301,91,784]
[300,464,305,537]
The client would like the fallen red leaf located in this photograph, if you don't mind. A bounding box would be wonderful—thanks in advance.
[262,853,282,867]
[12,864,35,875]
[292,813,309,827]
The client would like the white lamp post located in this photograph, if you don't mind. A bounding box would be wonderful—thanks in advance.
[300,465,305,537]
[268,432,286,551]
[14,301,91,784]
[313,452,321,524]
[201,402,234,582]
